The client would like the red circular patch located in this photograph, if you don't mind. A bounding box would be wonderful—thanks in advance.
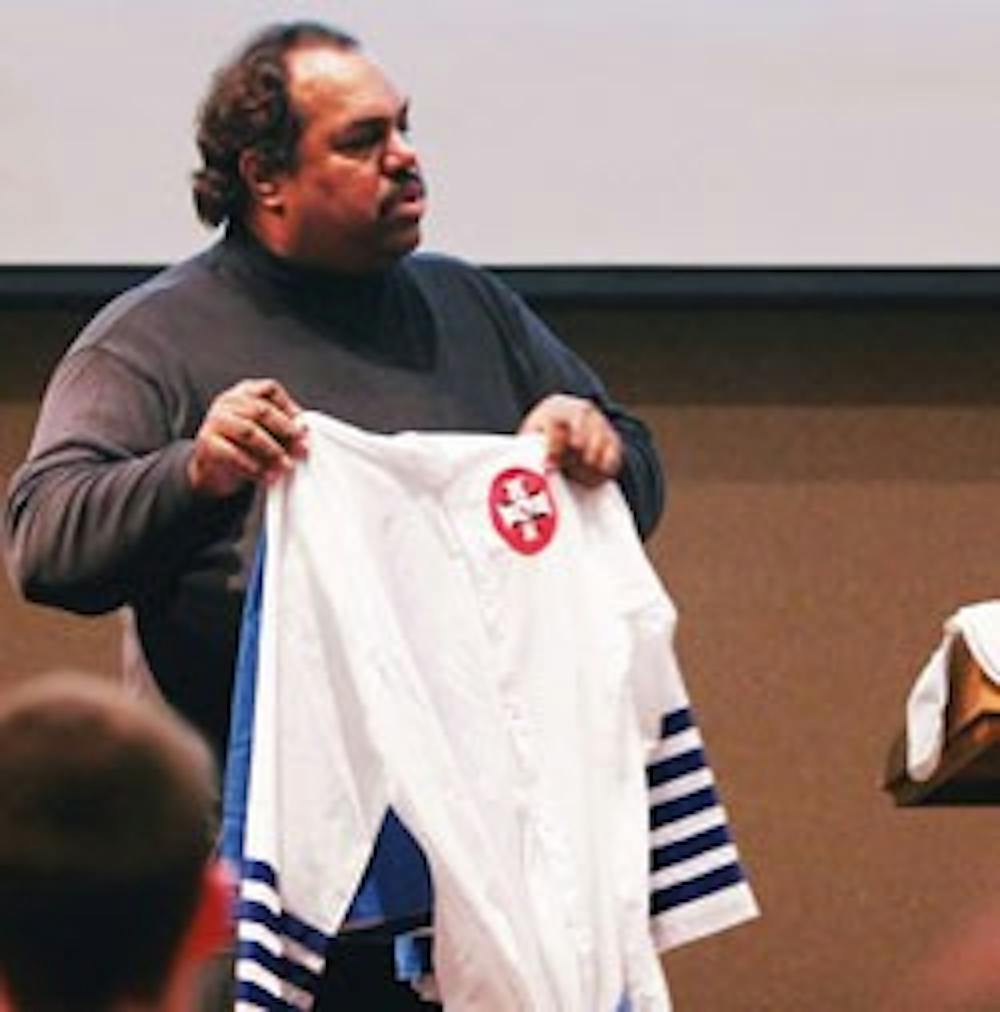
[488,467,558,555]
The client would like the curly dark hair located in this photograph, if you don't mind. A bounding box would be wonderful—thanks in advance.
[192,21,359,227]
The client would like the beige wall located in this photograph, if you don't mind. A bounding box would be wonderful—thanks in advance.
[3,299,1000,1009]
[1,308,121,685]
[560,305,1000,1011]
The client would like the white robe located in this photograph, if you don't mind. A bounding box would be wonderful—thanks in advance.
[227,412,758,1011]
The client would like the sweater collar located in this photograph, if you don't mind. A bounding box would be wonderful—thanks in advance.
[220,224,394,309]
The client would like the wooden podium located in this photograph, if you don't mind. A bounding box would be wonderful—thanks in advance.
[885,636,1000,806]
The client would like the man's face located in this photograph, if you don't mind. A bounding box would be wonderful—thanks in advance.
[272,45,426,273]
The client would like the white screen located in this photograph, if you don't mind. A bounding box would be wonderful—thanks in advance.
[4,0,1000,266]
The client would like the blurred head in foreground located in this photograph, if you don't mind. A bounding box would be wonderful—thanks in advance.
[0,674,232,1012]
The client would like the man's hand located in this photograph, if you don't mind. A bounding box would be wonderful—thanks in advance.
[518,394,622,487]
[187,379,309,499]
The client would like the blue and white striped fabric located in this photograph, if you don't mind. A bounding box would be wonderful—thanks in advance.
[223,543,433,1007]
[230,860,328,1008]
[646,707,757,950]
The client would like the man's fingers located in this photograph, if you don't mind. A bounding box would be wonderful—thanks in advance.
[202,432,271,482]
[212,411,295,473]
[242,378,304,418]
[561,437,621,486]
[579,414,622,475]
[543,420,571,467]
[597,438,623,476]
[226,396,305,456]
[188,378,308,498]
[519,394,622,482]
[223,381,309,460]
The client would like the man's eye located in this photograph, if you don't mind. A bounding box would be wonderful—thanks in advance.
[337,131,382,153]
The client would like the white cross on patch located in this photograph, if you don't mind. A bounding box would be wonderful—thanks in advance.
[496,475,553,543]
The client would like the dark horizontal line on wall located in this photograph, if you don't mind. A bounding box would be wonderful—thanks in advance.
[3,264,1000,308]
[499,266,1000,307]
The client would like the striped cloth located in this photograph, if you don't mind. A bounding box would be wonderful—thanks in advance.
[647,707,757,950]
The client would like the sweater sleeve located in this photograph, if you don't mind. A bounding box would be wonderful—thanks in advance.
[4,345,248,615]
[480,271,666,540]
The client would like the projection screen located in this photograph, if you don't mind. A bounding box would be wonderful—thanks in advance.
[4,0,1000,267]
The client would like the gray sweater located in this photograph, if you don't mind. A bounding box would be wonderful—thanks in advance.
[5,229,664,753]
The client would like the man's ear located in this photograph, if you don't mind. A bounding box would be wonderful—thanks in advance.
[239,150,283,210]
[180,860,235,963]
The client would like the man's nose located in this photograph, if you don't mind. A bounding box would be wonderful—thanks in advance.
[382,128,418,174]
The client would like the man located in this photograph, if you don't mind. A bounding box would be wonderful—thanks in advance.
[4,19,664,1008]
[0,673,231,1012]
